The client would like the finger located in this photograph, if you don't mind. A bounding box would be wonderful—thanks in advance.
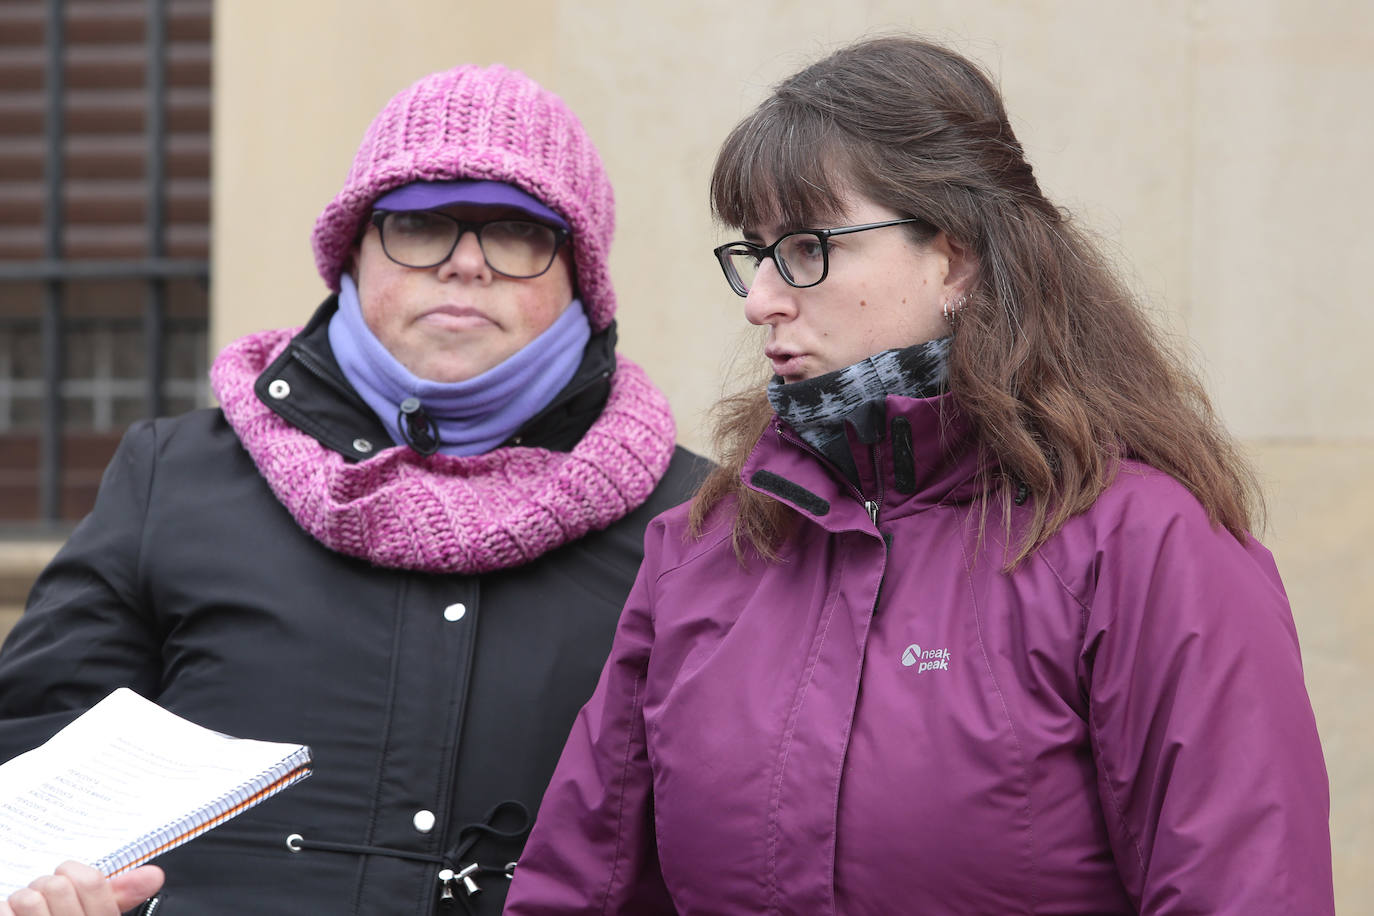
[108,867,163,913]
[23,873,81,915]
[5,884,54,916]
[51,863,116,916]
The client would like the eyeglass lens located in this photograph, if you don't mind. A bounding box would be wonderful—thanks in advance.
[721,233,826,294]
[378,211,561,277]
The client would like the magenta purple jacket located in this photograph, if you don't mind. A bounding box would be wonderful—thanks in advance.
[504,394,1333,915]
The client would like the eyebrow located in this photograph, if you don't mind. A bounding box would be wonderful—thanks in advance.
[740,221,806,245]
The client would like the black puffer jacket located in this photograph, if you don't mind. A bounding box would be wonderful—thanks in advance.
[0,301,709,915]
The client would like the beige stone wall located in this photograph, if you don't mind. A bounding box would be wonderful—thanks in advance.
[213,0,1371,908]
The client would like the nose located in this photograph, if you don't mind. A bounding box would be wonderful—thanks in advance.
[436,229,491,282]
[742,257,797,327]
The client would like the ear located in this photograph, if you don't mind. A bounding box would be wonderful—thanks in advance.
[929,231,978,298]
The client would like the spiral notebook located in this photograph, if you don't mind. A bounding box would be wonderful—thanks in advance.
[0,688,312,897]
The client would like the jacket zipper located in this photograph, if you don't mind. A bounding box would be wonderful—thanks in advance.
[774,424,891,614]
[774,424,884,528]
[865,441,891,614]
[864,442,885,525]
[774,425,879,527]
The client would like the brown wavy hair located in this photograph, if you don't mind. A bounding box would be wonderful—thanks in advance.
[690,35,1262,566]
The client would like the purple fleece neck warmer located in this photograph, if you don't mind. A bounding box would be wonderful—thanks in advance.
[328,274,591,456]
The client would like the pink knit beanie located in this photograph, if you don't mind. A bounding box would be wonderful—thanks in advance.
[311,65,617,331]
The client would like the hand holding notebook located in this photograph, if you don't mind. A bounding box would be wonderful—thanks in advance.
[1,860,164,916]
[0,688,312,899]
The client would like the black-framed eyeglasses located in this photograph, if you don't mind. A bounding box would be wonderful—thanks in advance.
[713,217,926,297]
[369,210,570,279]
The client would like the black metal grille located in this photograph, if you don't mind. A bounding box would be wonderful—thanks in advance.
[0,0,211,528]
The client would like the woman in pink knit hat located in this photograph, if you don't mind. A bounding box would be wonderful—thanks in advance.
[0,65,705,916]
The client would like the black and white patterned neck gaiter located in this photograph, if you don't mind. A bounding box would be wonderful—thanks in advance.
[768,336,950,484]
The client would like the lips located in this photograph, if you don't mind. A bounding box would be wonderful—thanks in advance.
[764,346,806,380]
[418,304,495,330]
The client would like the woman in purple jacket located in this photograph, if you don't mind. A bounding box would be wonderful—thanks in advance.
[504,36,1333,915]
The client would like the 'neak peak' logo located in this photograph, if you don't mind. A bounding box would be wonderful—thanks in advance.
[901,643,950,673]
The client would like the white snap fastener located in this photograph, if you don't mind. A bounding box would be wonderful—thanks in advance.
[267,379,290,399]
[444,603,466,621]
[353,438,373,454]
[413,809,436,833]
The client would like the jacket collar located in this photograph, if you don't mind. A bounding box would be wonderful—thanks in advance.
[255,296,617,461]
[742,392,985,531]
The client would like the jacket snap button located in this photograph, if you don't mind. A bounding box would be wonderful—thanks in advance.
[443,603,466,622]
[353,438,373,454]
[413,809,436,833]
[267,379,290,399]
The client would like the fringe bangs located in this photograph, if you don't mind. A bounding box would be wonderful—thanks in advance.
[710,98,851,232]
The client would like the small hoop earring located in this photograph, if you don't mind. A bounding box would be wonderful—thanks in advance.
[942,292,969,326]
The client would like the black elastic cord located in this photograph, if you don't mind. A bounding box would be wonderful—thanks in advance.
[288,834,446,864]
[285,799,532,901]
[453,799,532,860]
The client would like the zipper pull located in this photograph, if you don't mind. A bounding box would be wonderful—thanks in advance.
[437,868,456,901]
[865,499,879,525]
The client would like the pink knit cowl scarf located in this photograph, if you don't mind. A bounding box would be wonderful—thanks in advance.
[211,327,677,574]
